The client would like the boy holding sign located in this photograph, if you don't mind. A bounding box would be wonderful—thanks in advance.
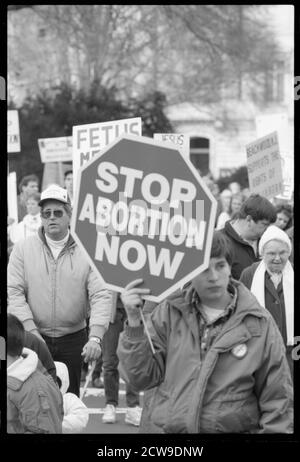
[118,232,293,434]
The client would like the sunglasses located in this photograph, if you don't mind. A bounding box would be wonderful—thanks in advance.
[41,209,64,219]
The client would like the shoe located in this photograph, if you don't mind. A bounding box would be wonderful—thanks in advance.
[125,406,142,427]
[91,377,104,388]
[102,404,116,424]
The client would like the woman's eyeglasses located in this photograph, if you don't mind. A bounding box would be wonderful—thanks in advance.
[41,210,64,219]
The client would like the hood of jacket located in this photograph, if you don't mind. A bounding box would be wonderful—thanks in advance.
[38,226,76,250]
[37,226,77,276]
[54,361,69,395]
[7,347,38,383]
[168,279,266,332]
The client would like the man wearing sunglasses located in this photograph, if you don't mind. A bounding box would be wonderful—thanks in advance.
[8,184,113,397]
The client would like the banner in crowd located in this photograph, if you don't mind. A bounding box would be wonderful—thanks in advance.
[255,113,294,200]
[8,110,20,153]
[38,136,73,163]
[72,117,142,192]
[246,131,283,200]
[153,133,190,158]
[71,134,217,302]
[7,171,18,223]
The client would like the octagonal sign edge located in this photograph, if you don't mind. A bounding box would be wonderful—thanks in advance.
[71,134,217,303]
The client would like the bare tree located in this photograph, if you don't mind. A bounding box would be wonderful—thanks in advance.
[8,4,284,106]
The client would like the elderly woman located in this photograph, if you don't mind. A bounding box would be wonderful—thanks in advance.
[240,225,294,373]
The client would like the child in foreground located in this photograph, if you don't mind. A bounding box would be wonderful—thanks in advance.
[7,314,63,433]
[55,361,89,433]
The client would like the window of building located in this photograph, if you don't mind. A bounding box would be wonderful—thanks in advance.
[38,28,46,38]
[264,69,274,102]
[189,137,210,176]
[264,60,285,103]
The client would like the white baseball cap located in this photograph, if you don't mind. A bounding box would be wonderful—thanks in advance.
[39,184,70,206]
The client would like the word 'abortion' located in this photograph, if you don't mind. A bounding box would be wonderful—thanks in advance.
[78,162,208,278]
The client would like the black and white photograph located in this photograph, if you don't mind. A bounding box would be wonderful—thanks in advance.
[2,3,299,457]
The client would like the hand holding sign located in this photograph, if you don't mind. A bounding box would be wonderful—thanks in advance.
[121,279,155,355]
[121,279,150,325]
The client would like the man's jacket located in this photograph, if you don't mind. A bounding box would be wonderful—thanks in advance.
[219,222,259,279]
[8,228,112,338]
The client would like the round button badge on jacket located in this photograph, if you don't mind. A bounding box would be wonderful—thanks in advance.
[231,343,248,359]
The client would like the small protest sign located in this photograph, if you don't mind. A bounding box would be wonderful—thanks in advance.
[153,133,190,158]
[255,113,293,200]
[38,136,73,163]
[246,132,283,199]
[72,117,142,191]
[8,110,20,153]
[7,171,18,223]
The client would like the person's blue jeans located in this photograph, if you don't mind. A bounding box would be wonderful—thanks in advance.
[102,307,139,408]
[43,328,87,397]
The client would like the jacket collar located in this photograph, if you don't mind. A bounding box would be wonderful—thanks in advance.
[7,348,38,383]
[152,281,267,353]
[224,221,254,248]
[38,226,76,250]
[168,280,266,333]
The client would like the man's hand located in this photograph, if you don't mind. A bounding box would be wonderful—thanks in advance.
[121,279,150,326]
[81,339,101,363]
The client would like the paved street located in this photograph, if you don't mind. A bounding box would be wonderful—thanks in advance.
[81,379,143,434]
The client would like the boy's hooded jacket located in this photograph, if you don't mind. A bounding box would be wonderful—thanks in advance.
[55,361,89,433]
[7,348,63,433]
[118,280,293,434]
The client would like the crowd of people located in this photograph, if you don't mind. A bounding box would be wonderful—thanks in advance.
[7,169,294,434]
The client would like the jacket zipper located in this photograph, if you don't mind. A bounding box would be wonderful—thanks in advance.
[195,352,219,432]
[52,250,69,335]
[49,252,56,337]
[40,234,76,336]
[194,333,251,432]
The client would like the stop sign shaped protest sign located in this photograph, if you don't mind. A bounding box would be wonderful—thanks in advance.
[71,134,217,302]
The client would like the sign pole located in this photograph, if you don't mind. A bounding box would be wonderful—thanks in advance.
[80,360,96,400]
[58,161,64,187]
[139,307,156,355]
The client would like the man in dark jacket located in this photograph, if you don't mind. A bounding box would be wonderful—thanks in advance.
[218,194,276,279]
